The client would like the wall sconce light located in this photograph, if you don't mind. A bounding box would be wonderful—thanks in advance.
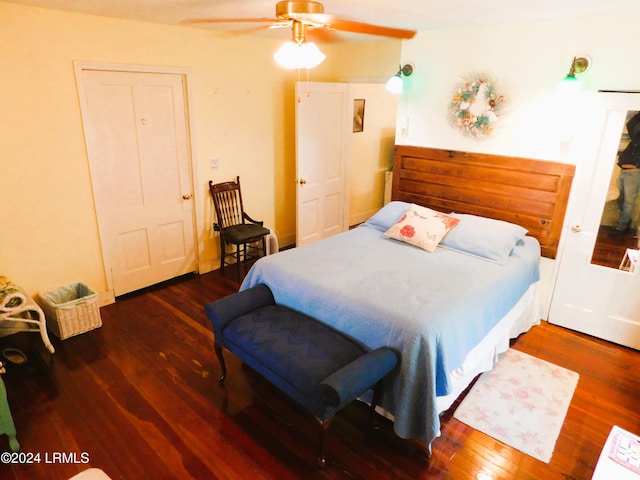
[273,20,326,70]
[386,63,414,94]
[562,56,591,83]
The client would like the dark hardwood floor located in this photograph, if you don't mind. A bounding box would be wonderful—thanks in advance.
[1,268,638,480]
[592,225,638,270]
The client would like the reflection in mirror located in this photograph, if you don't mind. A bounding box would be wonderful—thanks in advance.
[592,110,640,271]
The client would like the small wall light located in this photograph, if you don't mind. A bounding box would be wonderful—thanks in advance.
[562,56,590,82]
[386,63,414,94]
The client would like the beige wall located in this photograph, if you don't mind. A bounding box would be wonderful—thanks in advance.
[275,43,403,244]
[348,83,398,226]
[0,2,401,298]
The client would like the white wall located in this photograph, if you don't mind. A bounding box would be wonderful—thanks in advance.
[394,12,640,317]
[397,13,640,161]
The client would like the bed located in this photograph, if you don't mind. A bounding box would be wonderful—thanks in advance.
[241,146,575,451]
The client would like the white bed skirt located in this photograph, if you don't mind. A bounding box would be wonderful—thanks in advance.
[371,281,540,425]
[434,281,540,413]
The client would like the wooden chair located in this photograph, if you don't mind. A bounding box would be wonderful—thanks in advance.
[209,177,270,280]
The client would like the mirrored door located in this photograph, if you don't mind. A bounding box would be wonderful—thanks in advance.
[549,92,640,350]
[591,110,640,271]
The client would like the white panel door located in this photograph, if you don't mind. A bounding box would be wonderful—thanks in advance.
[548,92,640,350]
[78,68,196,296]
[295,82,349,246]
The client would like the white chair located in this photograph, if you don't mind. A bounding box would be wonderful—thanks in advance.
[0,277,54,353]
[619,248,639,273]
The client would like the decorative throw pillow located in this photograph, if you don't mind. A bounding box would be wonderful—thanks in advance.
[384,204,460,253]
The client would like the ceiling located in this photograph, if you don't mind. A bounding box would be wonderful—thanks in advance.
[7,0,640,42]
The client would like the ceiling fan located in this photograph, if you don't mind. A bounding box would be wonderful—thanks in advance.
[186,1,416,69]
[186,1,417,42]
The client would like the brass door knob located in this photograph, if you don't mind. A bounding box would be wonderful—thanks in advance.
[182,193,192,200]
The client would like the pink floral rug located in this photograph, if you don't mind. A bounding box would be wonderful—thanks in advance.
[453,348,579,463]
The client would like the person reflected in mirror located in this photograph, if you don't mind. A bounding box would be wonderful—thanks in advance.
[612,112,640,236]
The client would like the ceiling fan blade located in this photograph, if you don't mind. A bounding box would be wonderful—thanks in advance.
[267,20,293,30]
[183,17,277,25]
[303,14,416,39]
[305,27,340,43]
[183,2,416,41]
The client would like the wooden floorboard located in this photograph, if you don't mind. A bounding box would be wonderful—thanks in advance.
[0,269,638,480]
[592,224,638,269]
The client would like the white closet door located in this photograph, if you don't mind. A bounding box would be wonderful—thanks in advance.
[295,82,349,246]
[78,67,196,296]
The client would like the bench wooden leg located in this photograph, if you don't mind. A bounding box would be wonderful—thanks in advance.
[213,342,227,383]
[315,417,333,467]
[370,381,383,430]
[315,383,383,466]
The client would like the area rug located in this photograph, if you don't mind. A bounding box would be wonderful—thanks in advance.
[453,348,579,463]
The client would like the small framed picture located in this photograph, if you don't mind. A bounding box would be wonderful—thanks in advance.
[353,99,365,132]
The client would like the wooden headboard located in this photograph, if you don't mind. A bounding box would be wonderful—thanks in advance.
[391,146,575,259]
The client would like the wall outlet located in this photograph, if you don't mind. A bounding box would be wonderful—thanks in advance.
[210,157,219,169]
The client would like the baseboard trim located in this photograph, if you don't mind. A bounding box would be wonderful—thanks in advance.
[98,290,116,307]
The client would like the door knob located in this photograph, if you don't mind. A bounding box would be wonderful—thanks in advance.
[298,178,307,185]
[182,193,192,200]
[571,225,581,233]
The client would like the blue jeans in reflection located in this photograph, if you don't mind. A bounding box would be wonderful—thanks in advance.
[615,169,640,231]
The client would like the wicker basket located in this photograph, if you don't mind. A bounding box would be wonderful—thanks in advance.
[37,282,102,340]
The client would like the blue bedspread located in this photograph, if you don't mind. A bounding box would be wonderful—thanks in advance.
[241,216,540,449]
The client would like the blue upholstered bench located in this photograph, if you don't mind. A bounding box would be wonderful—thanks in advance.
[204,284,398,466]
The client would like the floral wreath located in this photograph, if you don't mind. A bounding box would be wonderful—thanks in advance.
[449,76,505,137]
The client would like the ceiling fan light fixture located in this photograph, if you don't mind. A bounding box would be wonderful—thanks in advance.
[273,41,326,69]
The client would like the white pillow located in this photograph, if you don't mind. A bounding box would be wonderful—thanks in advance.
[439,213,528,264]
[363,201,410,232]
[384,204,460,253]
